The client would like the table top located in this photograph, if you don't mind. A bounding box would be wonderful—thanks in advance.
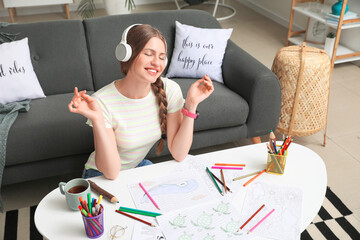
[35,143,327,240]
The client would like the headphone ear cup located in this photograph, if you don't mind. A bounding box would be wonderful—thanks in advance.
[115,42,132,62]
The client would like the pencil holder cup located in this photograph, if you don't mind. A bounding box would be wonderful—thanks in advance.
[266,148,288,175]
[81,205,104,239]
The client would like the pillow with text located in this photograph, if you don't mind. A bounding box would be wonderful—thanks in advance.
[166,21,233,83]
[0,37,45,104]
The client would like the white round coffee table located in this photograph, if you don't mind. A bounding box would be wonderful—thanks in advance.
[35,143,327,239]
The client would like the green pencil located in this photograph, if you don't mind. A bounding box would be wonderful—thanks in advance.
[119,207,162,217]
[206,167,223,195]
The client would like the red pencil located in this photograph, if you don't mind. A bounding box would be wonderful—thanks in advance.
[239,204,265,230]
[115,210,155,227]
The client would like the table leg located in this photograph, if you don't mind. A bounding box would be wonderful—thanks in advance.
[251,136,261,144]
[64,4,70,19]
[8,8,14,23]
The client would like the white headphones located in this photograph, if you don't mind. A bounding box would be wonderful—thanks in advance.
[115,24,168,66]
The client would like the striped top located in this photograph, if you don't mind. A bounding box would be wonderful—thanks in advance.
[85,77,184,171]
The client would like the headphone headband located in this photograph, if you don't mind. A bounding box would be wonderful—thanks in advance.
[115,24,168,66]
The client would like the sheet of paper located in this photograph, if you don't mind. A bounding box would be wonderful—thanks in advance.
[156,199,250,240]
[239,181,303,240]
[128,169,214,213]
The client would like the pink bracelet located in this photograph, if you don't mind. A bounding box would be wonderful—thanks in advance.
[181,108,199,120]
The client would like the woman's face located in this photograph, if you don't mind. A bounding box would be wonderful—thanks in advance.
[129,37,167,83]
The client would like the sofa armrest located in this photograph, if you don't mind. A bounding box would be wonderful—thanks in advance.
[222,41,281,138]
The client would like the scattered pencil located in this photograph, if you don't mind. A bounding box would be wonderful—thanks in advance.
[209,171,232,193]
[215,163,245,167]
[243,169,266,187]
[233,170,262,181]
[211,166,243,170]
[206,167,223,195]
[88,180,119,203]
[119,206,162,217]
[239,204,265,230]
[139,182,160,210]
[247,209,275,234]
[115,210,156,227]
[220,169,227,194]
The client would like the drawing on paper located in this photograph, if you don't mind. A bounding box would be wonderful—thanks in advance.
[141,179,198,204]
[169,214,187,229]
[202,233,215,240]
[212,201,230,215]
[191,211,214,231]
[220,218,243,237]
[178,231,193,240]
[239,182,303,240]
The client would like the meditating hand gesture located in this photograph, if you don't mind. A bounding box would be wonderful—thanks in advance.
[186,75,214,108]
[68,87,102,122]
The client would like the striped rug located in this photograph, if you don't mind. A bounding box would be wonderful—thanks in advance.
[0,187,359,239]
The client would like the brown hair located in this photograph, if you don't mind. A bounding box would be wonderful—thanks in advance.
[119,24,168,155]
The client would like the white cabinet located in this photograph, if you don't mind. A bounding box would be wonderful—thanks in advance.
[1,0,74,22]
[287,0,360,68]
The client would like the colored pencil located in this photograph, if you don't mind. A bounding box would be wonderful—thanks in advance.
[211,166,243,170]
[233,170,262,181]
[139,182,160,210]
[209,171,232,193]
[220,169,227,194]
[248,209,275,234]
[215,163,246,167]
[115,210,156,227]
[239,204,265,230]
[206,167,223,195]
[88,180,119,203]
[243,169,266,187]
[119,206,162,217]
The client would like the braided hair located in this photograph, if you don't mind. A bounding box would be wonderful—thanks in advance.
[119,24,168,154]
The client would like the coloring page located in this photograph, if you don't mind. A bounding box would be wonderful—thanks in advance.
[239,181,303,240]
[128,169,214,213]
[156,199,251,240]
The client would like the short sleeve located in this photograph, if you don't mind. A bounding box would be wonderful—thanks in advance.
[85,95,112,128]
[163,78,184,114]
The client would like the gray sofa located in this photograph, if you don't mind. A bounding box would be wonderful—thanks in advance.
[3,10,281,186]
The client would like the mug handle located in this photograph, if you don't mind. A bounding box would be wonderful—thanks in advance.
[59,182,66,195]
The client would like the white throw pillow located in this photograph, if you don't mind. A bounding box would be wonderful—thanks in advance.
[0,37,45,104]
[166,21,233,83]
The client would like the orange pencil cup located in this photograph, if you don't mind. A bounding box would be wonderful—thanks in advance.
[266,148,288,175]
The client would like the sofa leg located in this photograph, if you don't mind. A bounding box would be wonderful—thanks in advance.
[251,137,261,144]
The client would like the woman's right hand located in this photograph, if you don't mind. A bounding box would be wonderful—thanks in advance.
[68,87,102,121]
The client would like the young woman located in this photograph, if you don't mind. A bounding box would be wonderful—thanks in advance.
[68,24,214,180]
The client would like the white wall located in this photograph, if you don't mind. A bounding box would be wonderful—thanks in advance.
[0,0,173,17]
[237,0,360,65]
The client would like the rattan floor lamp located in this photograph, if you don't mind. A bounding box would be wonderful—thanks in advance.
[272,43,331,146]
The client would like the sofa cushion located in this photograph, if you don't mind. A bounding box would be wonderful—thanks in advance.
[0,38,46,104]
[6,93,94,166]
[166,21,233,83]
[174,78,249,131]
[3,20,94,95]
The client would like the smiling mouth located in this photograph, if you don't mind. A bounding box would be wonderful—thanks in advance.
[146,68,159,75]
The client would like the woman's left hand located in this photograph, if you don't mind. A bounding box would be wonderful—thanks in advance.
[186,75,214,108]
